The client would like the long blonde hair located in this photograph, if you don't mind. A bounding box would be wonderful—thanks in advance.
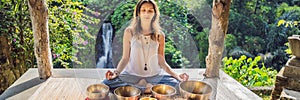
[129,0,162,41]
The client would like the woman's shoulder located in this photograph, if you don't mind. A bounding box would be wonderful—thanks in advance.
[156,30,165,36]
[125,27,134,33]
[124,27,134,37]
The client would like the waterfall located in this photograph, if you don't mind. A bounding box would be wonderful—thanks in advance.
[96,22,113,68]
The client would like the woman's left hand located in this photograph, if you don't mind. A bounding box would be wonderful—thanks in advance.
[179,73,189,81]
[105,70,118,80]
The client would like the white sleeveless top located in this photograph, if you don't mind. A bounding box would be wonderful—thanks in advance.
[123,35,162,77]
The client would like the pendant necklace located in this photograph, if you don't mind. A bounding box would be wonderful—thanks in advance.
[142,35,150,71]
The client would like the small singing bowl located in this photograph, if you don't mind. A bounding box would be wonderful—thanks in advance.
[179,81,212,100]
[139,97,157,100]
[114,86,141,100]
[86,84,109,100]
[151,84,176,100]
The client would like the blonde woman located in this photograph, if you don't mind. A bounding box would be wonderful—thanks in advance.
[103,0,189,93]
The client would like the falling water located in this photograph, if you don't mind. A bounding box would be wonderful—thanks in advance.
[96,22,113,68]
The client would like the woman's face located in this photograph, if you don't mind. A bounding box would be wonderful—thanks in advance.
[139,2,155,22]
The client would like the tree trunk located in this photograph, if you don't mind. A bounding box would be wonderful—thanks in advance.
[28,0,52,79]
[204,0,231,78]
[0,36,16,94]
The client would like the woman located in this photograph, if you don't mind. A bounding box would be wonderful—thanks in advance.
[103,0,189,93]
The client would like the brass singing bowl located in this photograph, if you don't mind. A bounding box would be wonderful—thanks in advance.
[179,81,212,100]
[151,84,176,100]
[114,86,141,100]
[139,97,157,100]
[86,84,109,100]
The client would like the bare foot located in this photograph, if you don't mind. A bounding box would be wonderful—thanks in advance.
[144,83,153,94]
[137,79,147,87]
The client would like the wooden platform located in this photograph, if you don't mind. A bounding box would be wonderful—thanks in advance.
[0,68,261,100]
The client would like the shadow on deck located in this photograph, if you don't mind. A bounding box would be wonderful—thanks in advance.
[0,68,261,100]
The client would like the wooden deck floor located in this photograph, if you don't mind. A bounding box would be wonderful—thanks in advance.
[0,68,261,100]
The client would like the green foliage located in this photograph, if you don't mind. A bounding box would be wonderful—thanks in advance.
[276,3,300,19]
[0,0,34,68]
[244,36,265,54]
[278,20,299,28]
[276,4,300,28]
[261,3,300,70]
[223,55,277,87]
[225,34,237,52]
[226,1,300,71]
[284,42,292,57]
[275,3,300,37]
[2,0,297,71]
[110,1,136,31]
[158,1,198,68]
[83,0,125,24]
[157,0,188,24]
[165,39,189,68]
[195,28,209,68]
[48,0,100,68]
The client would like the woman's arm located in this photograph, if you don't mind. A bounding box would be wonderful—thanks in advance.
[115,27,132,73]
[157,34,183,81]
[106,28,132,80]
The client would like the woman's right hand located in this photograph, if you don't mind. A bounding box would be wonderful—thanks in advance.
[105,70,118,80]
[179,73,189,81]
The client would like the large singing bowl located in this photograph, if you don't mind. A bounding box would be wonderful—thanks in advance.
[86,84,109,100]
[151,84,176,100]
[139,97,157,100]
[179,81,212,100]
[114,86,141,100]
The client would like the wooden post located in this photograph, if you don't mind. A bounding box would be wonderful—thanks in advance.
[28,0,52,79]
[204,0,231,78]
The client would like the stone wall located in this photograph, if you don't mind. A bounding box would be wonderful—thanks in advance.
[271,35,300,100]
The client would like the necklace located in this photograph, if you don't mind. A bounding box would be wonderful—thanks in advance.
[142,35,150,71]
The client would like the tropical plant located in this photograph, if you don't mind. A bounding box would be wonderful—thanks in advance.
[0,0,33,94]
[225,1,300,71]
[223,55,277,87]
[47,0,100,68]
[195,28,209,68]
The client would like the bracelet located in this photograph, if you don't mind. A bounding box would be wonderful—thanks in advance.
[114,70,120,75]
